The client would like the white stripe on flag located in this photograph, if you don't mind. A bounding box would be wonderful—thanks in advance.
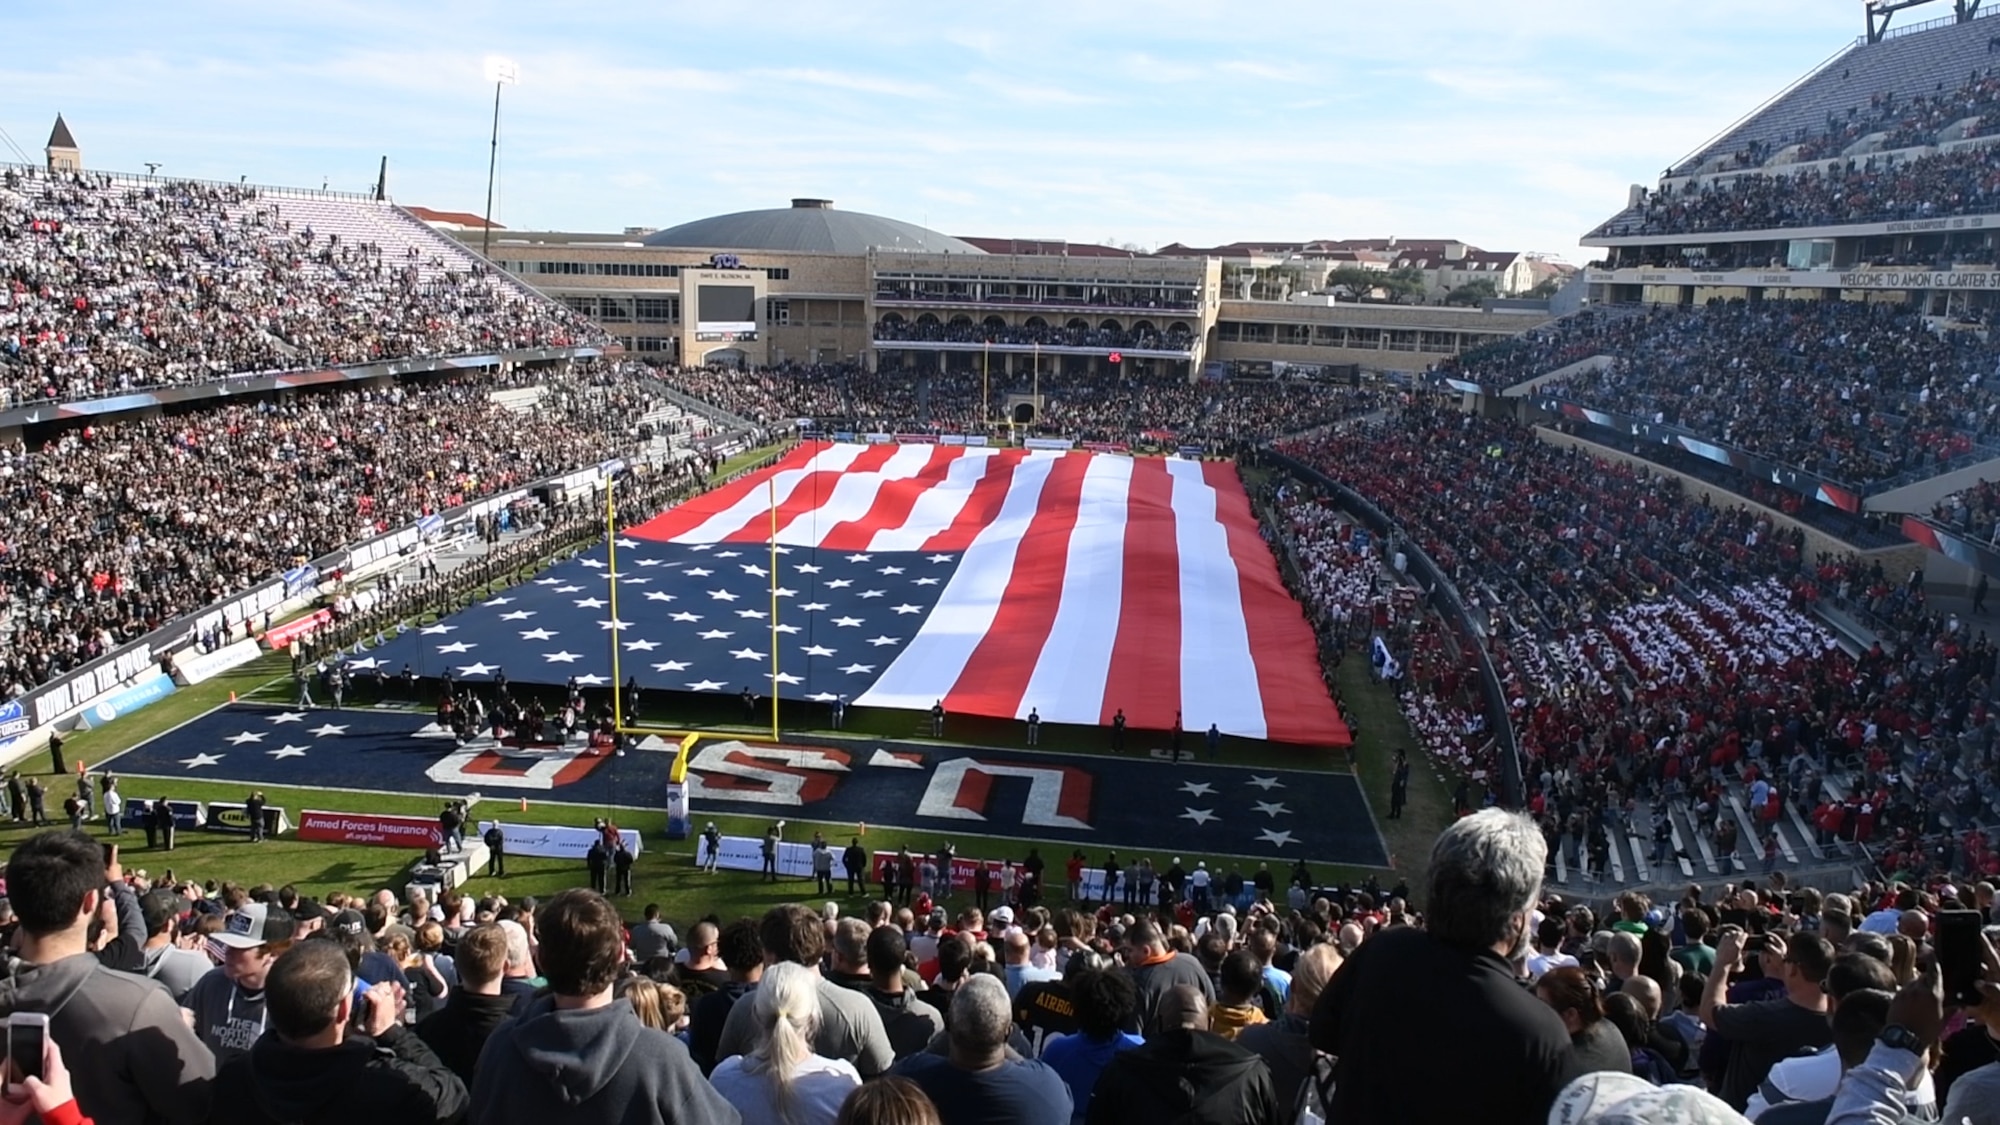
[1166,458,1267,739]
[1018,454,1131,723]
[855,453,1059,711]
[866,447,1002,551]
[774,442,940,547]
[669,443,867,543]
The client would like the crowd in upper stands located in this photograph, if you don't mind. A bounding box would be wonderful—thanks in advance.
[1277,405,2000,892]
[0,365,651,699]
[1440,301,2000,490]
[0,166,600,408]
[657,362,1378,450]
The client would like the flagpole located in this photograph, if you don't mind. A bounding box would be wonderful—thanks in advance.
[769,475,780,742]
[606,473,622,731]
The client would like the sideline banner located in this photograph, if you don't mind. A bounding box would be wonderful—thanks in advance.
[204,802,293,837]
[122,799,206,831]
[707,834,816,877]
[477,820,642,860]
[79,673,176,729]
[868,853,1029,893]
[264,609,332,650]
[1023,437,1075,451]
[173,638,262,686]
[296,810,440,848]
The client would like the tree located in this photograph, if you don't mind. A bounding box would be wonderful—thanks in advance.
[1526,277,1564,300]
[1444,279,1500,307]
[1325,265,1386,300]
[1377,267,1430,305]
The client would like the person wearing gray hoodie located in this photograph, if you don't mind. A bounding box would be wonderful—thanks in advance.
[469,889,739,1125]
[0,830,213,1124]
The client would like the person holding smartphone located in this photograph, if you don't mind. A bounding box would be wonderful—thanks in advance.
[0,1025,93,1125]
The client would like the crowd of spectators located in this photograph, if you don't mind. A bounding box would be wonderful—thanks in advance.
[1596,140,2000,237]
[1277,405,2000,884]
[1444,300,2000,490]
[0,364,654,699]
[656,361,1380,451]
[0,166,601,407]
[3,802,1996,1124]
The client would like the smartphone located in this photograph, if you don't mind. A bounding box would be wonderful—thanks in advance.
[102,842,118,867]
[7,1012,48,1091]
[1937,909,1985,1006]
[1744,935,1769,954]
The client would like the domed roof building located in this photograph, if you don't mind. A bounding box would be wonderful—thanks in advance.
[640,198,983,256]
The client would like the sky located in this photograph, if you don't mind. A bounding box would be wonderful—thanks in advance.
[2,1,1883,261]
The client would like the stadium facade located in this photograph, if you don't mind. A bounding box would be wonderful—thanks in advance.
[451,198,1552,377]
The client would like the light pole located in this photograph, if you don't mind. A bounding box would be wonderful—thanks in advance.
[480,55,519,261]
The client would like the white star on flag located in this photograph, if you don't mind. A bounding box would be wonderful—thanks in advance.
[729,647,766,661]
[458,662,500,676]
[892,603,922,615]
[669,612,703,623]
[773,587,797,598]
[484,597,514,607]
[309,724,348,737]
[808,692,839,702]
[799,602,829,612]
[225,731,266,745]
[801,645,836,657]
[687,679,726,691]
[573,597,607,609]
[914,577,940,586]
[858,590,886,599]
[1246,776,1285,791]
[1256,829,1297,847]
[928,554,954,563]
[419,624,456,636]
[734,609,767,620]
[180,753,225,769]
[268,745,308,759]
[623,639,660,652]
[437,641,475,654]
[267,712,306,724]
[839,663,876,675]
[826,579,853,589]
[833,616,864,627]
[708,589,740,602]
[644,592,676,602]
[635,558,662,568]
[616,537,640,549]
[714,551,741,559]
[867,635,901,647]
[685,567,714,578]
[499,610,535,621]
[698,629,734,640]
[773,672,803,685]
[687,544,713,552]
[1179,781,1216,797]
[653,660,690,672]
[543,651,583,664]
[1253,801,1292,817]
[774,624,801,635]
[846,553,872,563]
[533,577,561,585]
[1180,808,1218,825]
[597,619,632,631]
[879,566,904,575]
[574,673,609,686]
[581,559,606,569]
[555,585,584,594]
[740,564,768,577]
[612,576,651,585]
[520,628,558,641]
[795,563,823,574]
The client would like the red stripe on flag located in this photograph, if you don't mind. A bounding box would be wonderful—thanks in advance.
[818,445,963,551]
[943,453,1091,719]
[755,442,904,542]
[626,442,824,543]
[1204,460,1350,746]
[922,448,1030,553]
[1100,457,1182,730]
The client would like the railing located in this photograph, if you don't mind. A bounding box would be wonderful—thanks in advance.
[1262,447,1525,808]
[0,160,379,202]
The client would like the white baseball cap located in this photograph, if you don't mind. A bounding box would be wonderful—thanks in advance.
[1549,1072,1747,1125]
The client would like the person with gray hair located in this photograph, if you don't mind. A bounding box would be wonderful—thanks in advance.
[1310,808,1577,1125]
[888,974,1072,1124]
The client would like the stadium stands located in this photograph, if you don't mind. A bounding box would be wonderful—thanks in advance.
[0,364,653,698]
[873,317,1198,352]
[1442,300,2000,490]
[0,165,601,408]
[1280,405,2000,887]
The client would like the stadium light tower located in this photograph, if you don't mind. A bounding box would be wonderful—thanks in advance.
[480,55,519,260]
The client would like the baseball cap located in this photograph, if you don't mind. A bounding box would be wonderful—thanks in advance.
[215,902,294,949]
[331,909,367,937]
[989,906,1015,926]
[1549,1072,1748,1125]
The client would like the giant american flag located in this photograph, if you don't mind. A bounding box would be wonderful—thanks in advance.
[366,441,1350,746]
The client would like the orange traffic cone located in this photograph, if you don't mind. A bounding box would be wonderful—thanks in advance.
[229,691,237,703]
[519,796,528,812]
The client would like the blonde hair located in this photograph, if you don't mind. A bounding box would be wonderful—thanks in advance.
[746,962,822,1125]
[624,978,668,1030]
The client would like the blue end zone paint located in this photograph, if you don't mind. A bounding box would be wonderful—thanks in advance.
[96,704,1388,866]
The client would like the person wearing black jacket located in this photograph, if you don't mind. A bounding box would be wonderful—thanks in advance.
[843,838,868,895]
[586,840,609,893]
[212,938,467,1124]
[415,924,514,1086]
[1087,984,1282,1125]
